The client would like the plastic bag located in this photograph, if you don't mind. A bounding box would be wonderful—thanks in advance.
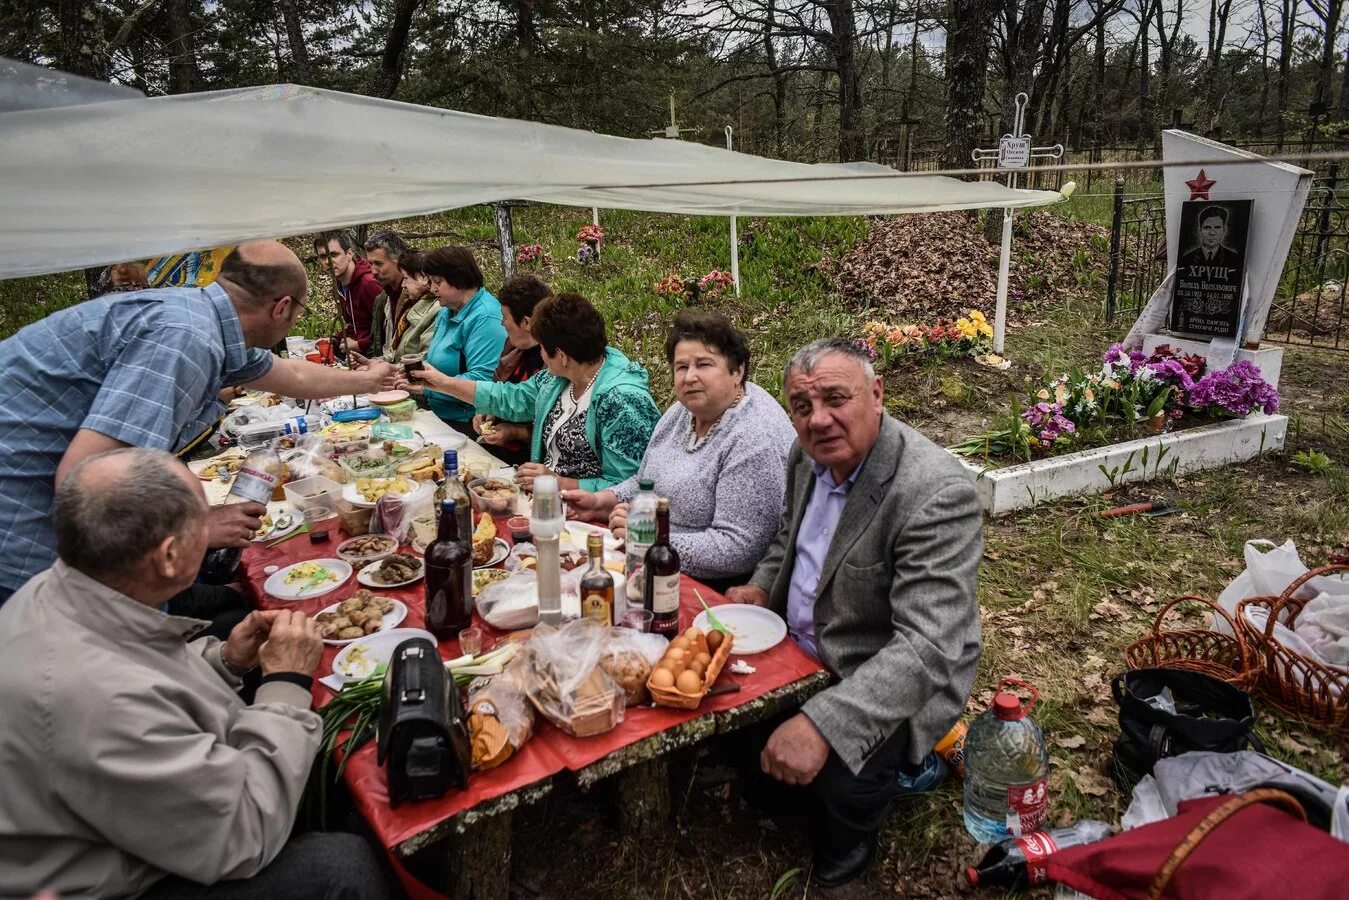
[1213,539,1349,635]
[369,481,433,545]
[599,627,669,706]
[466,657,535,771]
[476,566,588,630]
[520,618,624,737]
[282,433,346,484]
[1297,592,1349,668]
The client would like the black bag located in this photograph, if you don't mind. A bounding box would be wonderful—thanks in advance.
[377,637,472,805]
[1111,668,1264,791]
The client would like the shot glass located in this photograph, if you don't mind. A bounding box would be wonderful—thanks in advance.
[459,626,483,657]
[621,609,654,633]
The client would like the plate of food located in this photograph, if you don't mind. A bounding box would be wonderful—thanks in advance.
[191,449,247,482]
[253,507,301,542]
[315,591,408,645]
[474,538,510,570]
[263,559,352,601]
[691,604,786,654]
[342,475,420,507]
[357,552,425,588]
[472,567,511,597]
[564,521,623,553]
[331,628,437,683]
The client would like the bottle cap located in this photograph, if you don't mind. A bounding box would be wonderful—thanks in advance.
[639,478,654,490]
[993,692,1025,720]
[965,867,979,885]
[444,449,458,474]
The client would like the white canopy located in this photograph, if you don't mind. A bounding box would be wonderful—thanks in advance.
[0,83,1064,279]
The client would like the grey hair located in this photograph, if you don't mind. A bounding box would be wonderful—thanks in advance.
[363,229,408,262]
[784,337,876,384]
[53,448,207,579]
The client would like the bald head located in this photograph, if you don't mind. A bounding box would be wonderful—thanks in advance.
[217,240,309,306]
[53,449,208,581]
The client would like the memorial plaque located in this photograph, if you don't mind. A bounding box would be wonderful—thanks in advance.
[1169,199,1252,338]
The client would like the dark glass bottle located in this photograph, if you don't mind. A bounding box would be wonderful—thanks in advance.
[580,533,615,626]
[424,500,473,639]
[642,498,681,637]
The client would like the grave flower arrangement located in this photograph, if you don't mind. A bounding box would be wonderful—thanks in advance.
[576,224,605,265]
[653,274,686,295]
[699,269,735,297]
[857,309,993,368]
[515,244,551,268]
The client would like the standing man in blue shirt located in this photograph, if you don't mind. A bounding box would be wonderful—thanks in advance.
[0,240,398,604]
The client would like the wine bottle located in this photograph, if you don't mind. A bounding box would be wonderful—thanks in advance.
[424,500,473,638]
[642,498,680,637]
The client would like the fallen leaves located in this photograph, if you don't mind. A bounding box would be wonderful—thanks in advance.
[1055,735,1088,750]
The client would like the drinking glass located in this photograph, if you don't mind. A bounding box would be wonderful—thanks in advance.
[459,626,483,657]
[621,609,654,633]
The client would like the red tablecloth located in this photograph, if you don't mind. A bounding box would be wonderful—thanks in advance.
[241,523,825,854]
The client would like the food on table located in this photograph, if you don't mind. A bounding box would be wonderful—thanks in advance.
[472,567,511,597]
[198,453,244,480]
[355,475,414,502]
[316,589,398,640]
[471,478,516,503]
[479,415,497,435]
[705,629,726,653]
[254,511,296,539]
[284,561,335,586]
[650,668,674,688]
[472,513,498,566]
[396,453,442,480]
[336,533,397,568]
[647,625,733,707]
[337,644,379,679]
[369,553,422,585]
[599,649,651,706]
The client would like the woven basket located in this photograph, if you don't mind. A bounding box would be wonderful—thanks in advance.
[1235,563,1349,735]
[1124,594,1258,690]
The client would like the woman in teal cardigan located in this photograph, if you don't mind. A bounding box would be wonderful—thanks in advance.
[402,292,660,492]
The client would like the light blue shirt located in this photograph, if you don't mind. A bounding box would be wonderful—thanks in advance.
[0,283,273,594]
[786,457,864,659]
[424,287,507,426]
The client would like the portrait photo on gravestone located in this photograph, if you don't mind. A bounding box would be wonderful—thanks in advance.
[1170,198,1252,338]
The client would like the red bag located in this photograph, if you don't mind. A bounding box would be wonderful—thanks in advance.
[1047,789,1349,900]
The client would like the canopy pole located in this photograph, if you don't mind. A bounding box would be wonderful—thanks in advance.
[994,209,1012,354]
[591,207,599,227]
[726,126,740,297]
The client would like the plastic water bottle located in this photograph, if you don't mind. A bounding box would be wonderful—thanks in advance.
[965,821,1112,888]
[962,681,1051,844]
[624,479,658,605]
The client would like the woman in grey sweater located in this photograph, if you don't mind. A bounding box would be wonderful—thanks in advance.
[563,311,796,591]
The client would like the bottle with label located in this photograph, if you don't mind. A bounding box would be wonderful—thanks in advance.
[580,533,615,626]
[624,479,658,604]
[424,500,473,639]
[440,450,474,542]
[198,447,283,584]
[962,681,1051,844]
[642,497,681,637]
[965,821,1111,888]
[532,476,565,626]
[232,414,323,450]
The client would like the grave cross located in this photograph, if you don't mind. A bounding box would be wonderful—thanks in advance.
[973,92,1065,354]
[650,94,698,140]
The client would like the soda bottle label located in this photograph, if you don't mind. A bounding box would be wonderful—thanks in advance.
[1014,831,1060,884]
[230,466,277,505]
[1006,778,1049,835]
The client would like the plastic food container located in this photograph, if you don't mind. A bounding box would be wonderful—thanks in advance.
[337,453,399,481]
[335,498,375,536]
[282,474,342,516]
[470,477,519,515]
[379,399,418,422]
[336,533,398,569]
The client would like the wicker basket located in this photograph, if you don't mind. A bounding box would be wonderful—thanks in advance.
[1124,594,1258,690]
[1235,563,1349,735]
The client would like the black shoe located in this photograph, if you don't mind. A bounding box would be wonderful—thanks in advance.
[810,834,876,888]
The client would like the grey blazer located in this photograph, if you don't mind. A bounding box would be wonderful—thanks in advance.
[750,414,982,774]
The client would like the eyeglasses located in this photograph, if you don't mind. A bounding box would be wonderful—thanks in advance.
[276,295,309,318]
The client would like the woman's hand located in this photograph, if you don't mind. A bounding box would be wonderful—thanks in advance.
[474,415,515,447]
[516,462,555,493]
[561,489,617,524]
[608,502,629,540]
[394,372,424,396]
[407,359,452,393]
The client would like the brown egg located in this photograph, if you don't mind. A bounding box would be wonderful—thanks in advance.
[684,626,704,643]
[672,636,691,652]
[675,669,702,694]
[693,651,712,668]
[687,659,706,678]
[667,647,686,662]
[650,668,675,688]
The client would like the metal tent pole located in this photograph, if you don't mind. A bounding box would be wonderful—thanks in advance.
[726,126,740,296]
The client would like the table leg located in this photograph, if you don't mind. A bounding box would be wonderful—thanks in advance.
[613,756,670,834]
[446,809,514,900]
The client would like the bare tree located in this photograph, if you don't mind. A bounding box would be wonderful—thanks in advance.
[1305,0,1345,118]
[370,0,422,100]
[281,0,312,84]
[1276,0,1297,148]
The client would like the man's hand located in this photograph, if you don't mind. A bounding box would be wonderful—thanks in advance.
[258,609,323,676]
[221,609,284,671]
[761,714,830,786]
[726,584,770,607]
[207,502,267,547]
[561,489,616,524]
[359,359,399,393]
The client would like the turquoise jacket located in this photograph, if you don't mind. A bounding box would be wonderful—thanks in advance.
[474,346,660,492]
[424,287,507,425]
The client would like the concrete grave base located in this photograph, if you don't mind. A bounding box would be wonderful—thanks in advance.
[955,413,1288,515]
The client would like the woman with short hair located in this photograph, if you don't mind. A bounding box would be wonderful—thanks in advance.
[470,274,551,465]
[562,310,795,591]
[404,292,659,492]
[375,248,439,364]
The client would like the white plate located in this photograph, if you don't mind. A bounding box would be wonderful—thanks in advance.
[316,597,409,645]
[564,521,623,553]
[357,556,425,588]
[692,604,787,654]
[341,479,428,508]
[474,538,510,570]
[264,559,353,601]
[253,507,302,542]
[330,628,437,684]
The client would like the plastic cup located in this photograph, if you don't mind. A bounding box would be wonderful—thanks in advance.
[401,354,425,375]
[621,609,654,633]
[459,626,483,657]
[505,515,531,544]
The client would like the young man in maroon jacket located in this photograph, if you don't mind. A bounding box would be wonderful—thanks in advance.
[314,230,382,354]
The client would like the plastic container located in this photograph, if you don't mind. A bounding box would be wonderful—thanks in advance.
[963,679,1051,844]
[379,398,417,422]
[337,453,399,481]
[335,498,375,536]
[282,474,342,517]
[233,414,324,450]
[469,477,519,516]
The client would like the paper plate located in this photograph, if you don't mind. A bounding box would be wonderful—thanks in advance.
[263,559,353,601]
[316,598,408,645]
[692,604,787,654]
[331,628,436,684]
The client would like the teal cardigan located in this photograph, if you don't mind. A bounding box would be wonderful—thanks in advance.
[474,347,660,491]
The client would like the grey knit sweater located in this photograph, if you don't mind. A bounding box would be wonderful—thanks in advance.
[611,382,797,580]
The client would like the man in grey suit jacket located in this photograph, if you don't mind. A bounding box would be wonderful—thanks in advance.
[728,338,982,887]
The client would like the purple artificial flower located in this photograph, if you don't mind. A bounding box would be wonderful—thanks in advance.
[852,339,879,362]
[1143,358,1195,392]
[1188,360,1279,416]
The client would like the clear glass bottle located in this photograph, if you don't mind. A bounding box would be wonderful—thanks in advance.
[624,478,658,605]
[962,688,1051,844]
[532,475,564,626]
[199,447,283,584]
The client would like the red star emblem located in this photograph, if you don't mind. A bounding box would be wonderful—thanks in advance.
[1186,169,1216,200]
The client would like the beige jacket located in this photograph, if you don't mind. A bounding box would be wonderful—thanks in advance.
[0,562,321,899]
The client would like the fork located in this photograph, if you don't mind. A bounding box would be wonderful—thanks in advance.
[693,589,731,634]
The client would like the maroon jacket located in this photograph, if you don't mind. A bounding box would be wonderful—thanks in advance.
[335,257,382,353]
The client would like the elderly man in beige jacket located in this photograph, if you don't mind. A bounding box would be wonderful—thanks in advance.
[0,448,387,899]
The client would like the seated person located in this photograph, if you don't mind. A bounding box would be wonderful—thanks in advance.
[378,247,440,364]
[725,338,982,889]
[401,292,659,492]
[471,273,551,466]
[364,230,408,358]
[563,311,795,592]
[314,229,382,355]
[0,448,387,900]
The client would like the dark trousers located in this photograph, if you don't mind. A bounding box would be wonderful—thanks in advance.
[140,832,389,900]
[730,714,914,852]
[169,582,251,641]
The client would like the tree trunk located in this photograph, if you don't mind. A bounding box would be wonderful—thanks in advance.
[281,0,313,84]
[1338,42,1349,121]
[56,0,107,81]
[166,0,203,94]
[1092,12,1106,141]
[1138,0,1153,144]
[370,0,421,100]
[1311,0,1344,114]
[825,0,865,161]
[762,3,788,158]
[517,0,535,53]
[945,0,994,171]
[1276,0,1296,149]
[1257,0,1271,132]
